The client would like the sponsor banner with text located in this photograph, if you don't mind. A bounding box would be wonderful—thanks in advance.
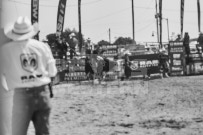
[129,54,160,75]
[31,0,39,40]
[56,0,67,36]
[168,41,186,76]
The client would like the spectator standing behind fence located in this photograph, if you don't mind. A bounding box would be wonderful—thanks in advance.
[197,32,203,53]
[183,32,190,64]
[175,34,182,41]
[124,53,131,79]
[69,33,78,59]
[86,45,91,55]
[158,47,169,79]
[61,38,68,59]
[55,37,68,59]
[0,16,57,135]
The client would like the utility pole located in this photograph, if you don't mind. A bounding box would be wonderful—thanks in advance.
[78,0,82,52]
[159,0,162,48]
[197,0,201,32]
[155,0,159,43]
[131,0,135,42]
[109,28,111,44]
[166,18,169,41]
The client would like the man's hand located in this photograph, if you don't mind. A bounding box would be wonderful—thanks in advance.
[50,93,54,98]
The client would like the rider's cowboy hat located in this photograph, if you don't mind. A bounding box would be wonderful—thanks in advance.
[124,50,131,55]
[4,16,39,41]
[159,47,167,54]
[69,33,76,38]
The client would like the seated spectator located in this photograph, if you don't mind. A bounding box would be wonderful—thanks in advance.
[175,34,182,41]
[197,32,203,45]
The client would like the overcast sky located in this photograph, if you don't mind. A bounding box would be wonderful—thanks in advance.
[2,0,203,44]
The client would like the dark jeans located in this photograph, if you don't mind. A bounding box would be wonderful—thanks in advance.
[70,49,76,59]
[12,85,51,135]
[196,44,203,53]
[124,65,131,79]
[159,62,169,74]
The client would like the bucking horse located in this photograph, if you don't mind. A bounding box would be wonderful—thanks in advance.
[85,54,117,84]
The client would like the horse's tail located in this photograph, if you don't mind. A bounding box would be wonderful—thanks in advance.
[90,58,98,74]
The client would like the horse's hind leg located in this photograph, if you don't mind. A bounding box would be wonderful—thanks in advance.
[92,74,95,85]
[98,75,102,84]
[86,73,90,83]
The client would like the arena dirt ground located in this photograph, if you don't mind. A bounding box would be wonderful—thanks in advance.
[28,75,203,135]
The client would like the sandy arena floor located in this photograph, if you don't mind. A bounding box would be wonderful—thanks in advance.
[28,75,203,135]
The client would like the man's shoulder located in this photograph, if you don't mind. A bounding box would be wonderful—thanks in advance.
[0,41,16,50]
[29,39,44,44]
[29,39,49,48]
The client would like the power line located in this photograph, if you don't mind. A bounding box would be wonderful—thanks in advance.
[82,18,154,26]
[8,0,102,7]
[7,0,203,13]
[8,0,203,26]
[169,20,203,25]
[110,20,155,36]
[13,0,19,16]
[83,7,131,24]
[136,0,154,19]
[82,6,202,26]
[135,21,155,32]
[111,31,132,36]
[133,5,203,13]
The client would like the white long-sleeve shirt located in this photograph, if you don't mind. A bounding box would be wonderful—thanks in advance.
[0,39,57,90]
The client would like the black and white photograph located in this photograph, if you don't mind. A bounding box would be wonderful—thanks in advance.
[0,0,203,135]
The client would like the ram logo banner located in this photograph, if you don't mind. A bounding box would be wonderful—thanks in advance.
[197,0,201,32]
[56,0,67,36]
[180,0,184,37]
[31,0,39,40]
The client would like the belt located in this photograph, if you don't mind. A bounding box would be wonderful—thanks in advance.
[15,84,48,91]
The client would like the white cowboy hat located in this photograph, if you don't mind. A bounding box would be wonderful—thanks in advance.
[159,47,167,54]
[4,16,39,41]
[69,33,76,38]
[97,56,104,61]
[124,50,131,55]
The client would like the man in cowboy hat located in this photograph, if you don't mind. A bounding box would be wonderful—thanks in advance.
[69,33,78,59]
[158,47,169,78]
[124,52,131,79]
[0,16,57,135]
[197,32,203,53]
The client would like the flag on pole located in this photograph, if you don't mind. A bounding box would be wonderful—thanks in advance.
[159,0,162,48]
[180,0,184,38]
[197,0,201,32]
[56,0,67,37]
[31,0,39,40]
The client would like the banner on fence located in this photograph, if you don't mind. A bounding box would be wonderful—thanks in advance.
[101,44,118,57]
[65,58,87,81]
[168,41,186,76]
[129,54,160,76]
